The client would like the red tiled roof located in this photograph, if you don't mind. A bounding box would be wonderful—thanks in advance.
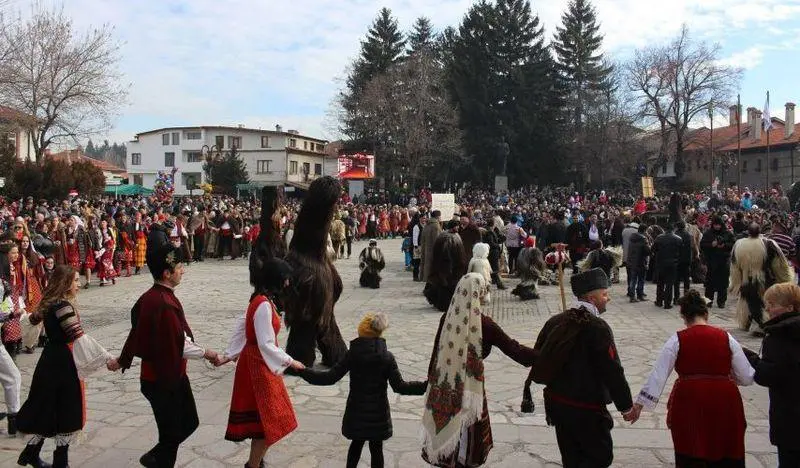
[0,105,36,125]
[684,123,750,151]
[717,123,800,151]
[48,149,127,176]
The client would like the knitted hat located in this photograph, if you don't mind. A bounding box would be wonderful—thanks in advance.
[570,268,610,298]
[357,312,389,338]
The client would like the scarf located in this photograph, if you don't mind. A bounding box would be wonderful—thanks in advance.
[422,273,488,462]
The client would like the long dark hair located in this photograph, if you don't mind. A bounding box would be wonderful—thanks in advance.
[35,264,77,320]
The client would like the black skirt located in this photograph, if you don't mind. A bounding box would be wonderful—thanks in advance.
[16,342,84,437]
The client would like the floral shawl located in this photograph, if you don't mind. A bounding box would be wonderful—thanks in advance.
[422,273,488,462]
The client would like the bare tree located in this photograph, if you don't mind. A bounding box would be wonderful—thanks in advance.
[625,25,741,178]
[357,49,466,187]
[0,7,128,162]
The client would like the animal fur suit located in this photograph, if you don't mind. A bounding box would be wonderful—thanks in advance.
[284,177,348,367]
[358,244,385,289]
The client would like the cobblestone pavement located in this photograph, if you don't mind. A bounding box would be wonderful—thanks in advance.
[0,238,777,467]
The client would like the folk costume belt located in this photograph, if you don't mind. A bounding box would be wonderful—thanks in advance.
[543,388,604,411]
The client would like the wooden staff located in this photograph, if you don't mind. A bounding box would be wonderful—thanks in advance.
[556,243,568,312]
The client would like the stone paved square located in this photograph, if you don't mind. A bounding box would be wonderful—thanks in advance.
[0,238,776,467]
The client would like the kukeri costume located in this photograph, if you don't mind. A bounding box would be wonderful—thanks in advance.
[358,240,385,289]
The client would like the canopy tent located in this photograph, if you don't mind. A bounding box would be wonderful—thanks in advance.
[104,184,154,196]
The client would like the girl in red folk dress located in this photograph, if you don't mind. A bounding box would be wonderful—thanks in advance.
[629,289,755,467]
[96,222,117,286]
[119,231,135,277]
[220,258,304,468]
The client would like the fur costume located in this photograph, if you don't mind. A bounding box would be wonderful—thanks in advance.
[284,176,347,367]
[730,236,795,333]
[358,241,385,289]
[330,218,346,260]
[577,245,622,280]
[423,233,467,312]
[249,186,287,286]
[512,247,546,301]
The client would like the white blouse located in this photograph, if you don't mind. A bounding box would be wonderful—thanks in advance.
[224,301,293,375]
[636,331,755,410]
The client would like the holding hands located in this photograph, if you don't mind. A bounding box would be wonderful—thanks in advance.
[622,403,643,424]
[106,358,120,372]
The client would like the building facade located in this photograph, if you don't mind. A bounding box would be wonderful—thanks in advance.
[0,105,37,161]
[126,125,328,194]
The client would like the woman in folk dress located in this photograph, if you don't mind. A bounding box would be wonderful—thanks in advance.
[628,289,754,467]
[16,265,115,468]
[96,220,117,286]
[220,257,304,468]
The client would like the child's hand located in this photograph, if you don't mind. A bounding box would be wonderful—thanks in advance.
[289,360,306,371]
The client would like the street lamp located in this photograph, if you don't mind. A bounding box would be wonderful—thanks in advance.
[187,175,196,197]
[201,144,221,162]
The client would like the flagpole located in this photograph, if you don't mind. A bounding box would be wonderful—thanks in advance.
[737,94,742,189]
[766,91,771,189]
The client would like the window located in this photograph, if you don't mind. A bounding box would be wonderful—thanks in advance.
[162,133,170,145]
[171,132,180,145]
[661,164,667,174]
[314,163,322,175]
[186,151,202,163]
[756,159,762,172]
[696,159,700,170]
[289,138,297,148]
[303,141,308,150]
[289,161,298,174]
[256,160,271,174]
[742,161,748,173]
[260,136,270,148]
[772,158,779,172]
[302,162,310,175]
[227,136,241,149]
[133,174,143,185]
[131,153,141,165]
[181,173,200,188]
[165,152,175,167]
[316,143,324,152]
[215,135,224,149]
[185,131,201,140]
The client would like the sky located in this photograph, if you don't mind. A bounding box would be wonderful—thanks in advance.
[24,0,800,145]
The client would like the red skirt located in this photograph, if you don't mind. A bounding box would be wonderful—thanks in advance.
[84,251,96,271]
[225,344,297,445]
[667,377,746,462]
[66,244,81,270]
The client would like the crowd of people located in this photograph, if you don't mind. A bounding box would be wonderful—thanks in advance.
[0,180,798,468]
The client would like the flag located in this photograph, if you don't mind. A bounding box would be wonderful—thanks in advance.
[763,91,772,131]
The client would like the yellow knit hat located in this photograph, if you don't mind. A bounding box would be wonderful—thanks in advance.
[357,312,388,338]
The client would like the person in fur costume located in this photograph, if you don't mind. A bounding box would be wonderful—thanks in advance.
[577,240,623,281]
[330,217,346,260]
[358,240,385,289]
[284,176,348,367]
[730,223,795,336]
[512,246,546,301]
[249,186,288,309]
[423,233,467,312]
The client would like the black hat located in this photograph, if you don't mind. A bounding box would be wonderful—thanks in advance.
[147,243,181,281]
[570,268,610,298]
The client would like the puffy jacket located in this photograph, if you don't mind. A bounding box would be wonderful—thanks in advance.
[746,312,800,449]
[653,231,683,269]
[699,228,735,266]
[675,228,693,266]
[300,337,426,441]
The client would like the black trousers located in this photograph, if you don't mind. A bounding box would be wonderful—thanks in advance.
[218,235,232,259]
[347,440,383,468]
[778,447,800,468]
[656,266,677,307]
[508,246,522,273]
[412,258,421,281]
[549,403,614,468]
[193,233,205,261]
[704,263,730,306]
[674,263,691,300]
[345,236,353,257]
[140,376,199,468]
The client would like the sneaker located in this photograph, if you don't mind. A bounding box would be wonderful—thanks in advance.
[630,297,639,303]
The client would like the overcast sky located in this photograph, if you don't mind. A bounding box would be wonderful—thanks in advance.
[29,0,800,144]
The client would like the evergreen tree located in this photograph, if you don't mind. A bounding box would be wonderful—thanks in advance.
[203,146,249,195]
[408,17,435,55]
[341,7,406,141]
[85,139,96,157]
[553,0,611,185]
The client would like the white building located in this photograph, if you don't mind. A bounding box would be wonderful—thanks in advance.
[0,105,37,161]
[126,125,328,195]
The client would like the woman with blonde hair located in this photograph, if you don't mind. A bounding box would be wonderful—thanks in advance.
[16,265,115,468]
[743,283,800,467]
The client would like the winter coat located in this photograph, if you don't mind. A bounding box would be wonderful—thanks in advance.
[420,219,442,283]
[621,224,639,263]
[745,311,800,449]
[675,228,693,267]
[626,232,650,270]
[699,228,735,267]
[300,337,426,441]
[653,231,682,270]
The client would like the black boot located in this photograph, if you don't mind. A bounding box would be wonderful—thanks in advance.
[8,413,17,435]
[17,440,51,468]
[52,445,68,468]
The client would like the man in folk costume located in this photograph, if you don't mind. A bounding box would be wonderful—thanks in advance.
[187,207,208,262]
[730,223,795,336]
[114,244,221,467]
[358,239,385,289]
[530,268,634,467]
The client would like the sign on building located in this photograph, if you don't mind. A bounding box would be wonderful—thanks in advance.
[337,152,375,179]
[641,176,654,198]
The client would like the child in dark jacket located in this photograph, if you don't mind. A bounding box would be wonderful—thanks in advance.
[743,283,800,467]
[299,313,426,468]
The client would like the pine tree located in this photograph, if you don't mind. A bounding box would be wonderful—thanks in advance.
[408,17,435,55]
[341,7,406,141]
[85,139,96,157]
[553,0,611,185]
[203,146,249,195]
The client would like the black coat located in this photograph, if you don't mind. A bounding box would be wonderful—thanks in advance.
[699,228,735,267]
[675,228,693,267]
[300,337,427,441]
[745,312,800,449]
[653,231,682,270]
[627,232,650,270]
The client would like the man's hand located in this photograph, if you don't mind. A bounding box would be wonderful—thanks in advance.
[106,358,121,372]
[203,349,218,362]
[623,403,642,424]
[214,355,232,367]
